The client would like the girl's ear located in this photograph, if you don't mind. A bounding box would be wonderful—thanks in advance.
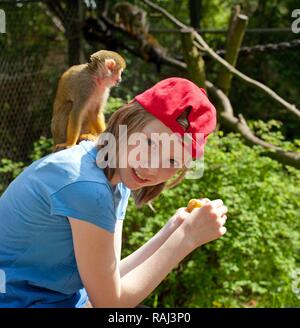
[105,59,116,72]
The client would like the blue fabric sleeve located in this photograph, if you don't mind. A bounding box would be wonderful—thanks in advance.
[49,181,116,233]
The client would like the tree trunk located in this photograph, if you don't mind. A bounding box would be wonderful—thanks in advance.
[217,7,248,95]
[66,0,84,66]
[181,30,206,88]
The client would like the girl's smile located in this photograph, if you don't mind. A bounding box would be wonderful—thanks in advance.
[109,119,190,190]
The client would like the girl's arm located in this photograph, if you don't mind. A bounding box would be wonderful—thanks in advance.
[119,208,187,277]
[69,215,194,307]
[68,199,227,307]
[119,199,210,277]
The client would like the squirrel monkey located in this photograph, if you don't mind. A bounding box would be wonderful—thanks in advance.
[114,2,149,36]
[51,50,126,152]
[186,199,204,213]
[114,2,166,65]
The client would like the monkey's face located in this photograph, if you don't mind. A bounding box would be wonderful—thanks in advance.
[106,68,123,88]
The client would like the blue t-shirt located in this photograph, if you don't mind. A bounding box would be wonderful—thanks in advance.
[0,140,131,308]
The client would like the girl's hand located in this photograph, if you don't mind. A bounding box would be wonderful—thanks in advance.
[181,199,228,249]
[167,198,211,231]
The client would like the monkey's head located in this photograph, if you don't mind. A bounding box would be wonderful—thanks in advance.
[88,50,126,88]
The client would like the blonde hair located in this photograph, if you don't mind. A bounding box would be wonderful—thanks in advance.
[96,101,190,209]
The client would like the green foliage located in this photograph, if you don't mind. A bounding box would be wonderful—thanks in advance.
[123,131,300,308]
[0,137,53,195]
[226,0,300,141]
[248,120,300,152]
[29,136,53,161]
[105,97,127,117]
[0,2,61,55]
[0,158,25,178]
[0,158,26,192]
[1,0,300,308]
[1,129,299,307]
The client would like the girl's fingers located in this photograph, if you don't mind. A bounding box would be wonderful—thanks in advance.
[199,198,210,204]
[215,205,228,217]
[209,199,224,208]
[217,215,227,226]
[177,207,191,219]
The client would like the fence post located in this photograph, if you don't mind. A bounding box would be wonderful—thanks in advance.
[217,6,248,95]
[181,29,206,89]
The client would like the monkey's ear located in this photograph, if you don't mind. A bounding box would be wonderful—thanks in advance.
[105,59,116,71]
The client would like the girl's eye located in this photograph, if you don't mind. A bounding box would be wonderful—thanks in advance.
[147,138,157,149]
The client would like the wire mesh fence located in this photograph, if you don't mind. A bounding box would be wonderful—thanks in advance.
[0,1,68,192]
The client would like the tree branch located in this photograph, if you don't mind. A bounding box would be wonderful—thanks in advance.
[82,2,300,168]
[40,2,65,33]
[206,81,300,168]
[45,0,66,27]
[142,0,300,119]
[88,14,186,70]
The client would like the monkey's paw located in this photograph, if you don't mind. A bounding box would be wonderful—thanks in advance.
[54,143,68,152]
[79,134,97,142]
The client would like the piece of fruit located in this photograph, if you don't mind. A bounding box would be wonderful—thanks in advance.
[186,199,204,213]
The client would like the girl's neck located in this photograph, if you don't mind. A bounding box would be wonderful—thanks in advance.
[108,169,121,187]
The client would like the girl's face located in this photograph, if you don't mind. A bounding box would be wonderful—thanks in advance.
[111,119,190,190]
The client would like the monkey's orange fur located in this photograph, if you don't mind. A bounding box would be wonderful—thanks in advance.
[51,50,126,152]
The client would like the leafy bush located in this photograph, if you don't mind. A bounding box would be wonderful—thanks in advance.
[248,120,300,152]
[29,136,53,161]
[0,158,25,193]
[105,96,127,117]
[0,137,53,194]
[123,131,300,308]
[1,128,299,307]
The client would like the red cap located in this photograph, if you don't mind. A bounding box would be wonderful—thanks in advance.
[134,77,217,159]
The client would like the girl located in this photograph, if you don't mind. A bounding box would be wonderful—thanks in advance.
[0,77,228,308]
